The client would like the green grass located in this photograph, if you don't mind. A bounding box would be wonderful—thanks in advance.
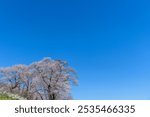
[0,94,17,100]
[0,92,26,100]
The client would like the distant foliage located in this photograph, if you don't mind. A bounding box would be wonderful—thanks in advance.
[0,58,77,100]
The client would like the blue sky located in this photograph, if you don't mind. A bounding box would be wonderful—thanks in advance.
[0,0,150,99]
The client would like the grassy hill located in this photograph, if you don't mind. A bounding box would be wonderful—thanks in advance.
[0,94,17,100]
[0,92,26,100]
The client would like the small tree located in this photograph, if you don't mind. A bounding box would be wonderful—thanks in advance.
[0,58,77,100]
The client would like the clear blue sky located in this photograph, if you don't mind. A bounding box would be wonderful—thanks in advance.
[0,0,150,99]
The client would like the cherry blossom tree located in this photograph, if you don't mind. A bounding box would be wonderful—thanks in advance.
[0,58,77,100]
